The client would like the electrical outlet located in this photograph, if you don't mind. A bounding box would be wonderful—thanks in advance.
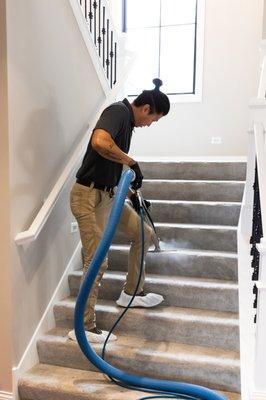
[211,136,222,144]
[71,221,78,234]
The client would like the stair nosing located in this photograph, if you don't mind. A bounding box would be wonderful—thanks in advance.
[109,244,238,258]
[143,178,245,183]
[19,363,241,398]
[70,270,238,288]
[39,327,240,367]
[56,297,239,324]
[155,222,238,230]
[148,199,242,206]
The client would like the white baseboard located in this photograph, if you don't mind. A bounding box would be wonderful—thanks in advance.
[251,391,266,400]
[0,392,13,400]
[12,241,81,400]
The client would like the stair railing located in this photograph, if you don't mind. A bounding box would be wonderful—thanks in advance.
[71,0,121,92]
[238,46,266,399]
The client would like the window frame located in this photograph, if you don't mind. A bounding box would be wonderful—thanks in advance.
[122,0,205,104]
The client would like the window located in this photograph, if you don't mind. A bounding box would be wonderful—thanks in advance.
[122,0,205,102]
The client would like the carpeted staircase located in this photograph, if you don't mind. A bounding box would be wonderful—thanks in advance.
[18,161,246,400]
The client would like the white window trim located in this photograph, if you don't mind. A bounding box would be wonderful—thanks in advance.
[168,0,205,104]
[127,0,205,104]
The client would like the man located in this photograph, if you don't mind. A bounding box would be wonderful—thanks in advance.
[68,78,170,343]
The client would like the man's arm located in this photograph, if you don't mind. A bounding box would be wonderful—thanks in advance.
[92,129,135,167]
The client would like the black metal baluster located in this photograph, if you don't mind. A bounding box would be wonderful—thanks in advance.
[89,0,93,33]
[81,0,117,87]
[114,42,117,85]
[251,244,260,281]
[110,31,114,88]
[97,0,101,57]
[251,163,263,244]
[102,7,106,69]
[106,19,110,79]
[85,0,87,21]
[253,284,258,308]
[250,160,264,323]
[93,1,97,46]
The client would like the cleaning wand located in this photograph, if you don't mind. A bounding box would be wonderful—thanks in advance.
[130,187,162,252]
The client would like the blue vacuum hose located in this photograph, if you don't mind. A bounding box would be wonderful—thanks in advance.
[74,169,227,400]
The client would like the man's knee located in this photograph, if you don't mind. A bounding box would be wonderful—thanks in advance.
[145,225,153,245]
[132,223,153,244]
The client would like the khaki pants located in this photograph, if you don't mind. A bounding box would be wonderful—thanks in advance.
[70,182,153,330]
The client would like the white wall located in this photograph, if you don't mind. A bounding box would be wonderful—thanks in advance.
[126,0,263,158]
[263,0,266,38]
[0,1,13,393]
[5,0,105,365]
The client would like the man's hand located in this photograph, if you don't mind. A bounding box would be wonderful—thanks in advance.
[130,162,143,190]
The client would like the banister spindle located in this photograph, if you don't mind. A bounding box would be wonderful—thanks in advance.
[89,0,93,33]
[85,0,87,20]
[97,0,102,57]
[114,41,117,85]
[106,19,110,79]
[110,30,114,88]
[102,6,106,69]
[81,0,117,88]
[93,1,97,46]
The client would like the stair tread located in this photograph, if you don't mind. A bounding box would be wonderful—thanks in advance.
[40,326,240,365]
[110,244,238,258]
[71,270,238,288]
[143,178,245,184]
[19,363,241,400]
[57,297,239,324]
[148,199,242,205]
[154,222,237,230]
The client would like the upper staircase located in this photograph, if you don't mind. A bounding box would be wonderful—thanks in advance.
[18,161,246,400]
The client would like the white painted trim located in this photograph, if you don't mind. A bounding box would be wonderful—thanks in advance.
[238,39,266,400]
[0,392,13,400]
[169,93,202,104]
[256,282,266,290]
[165,0,205,105]
[125,0,205,104]
[250,98,266,107]
[251,390,266,400]
[12,241,82,400]
[254,123,266,229]
[191,0,205,103]
[258,55,266,98]
[257,238,266,254]
[259,40,266,53]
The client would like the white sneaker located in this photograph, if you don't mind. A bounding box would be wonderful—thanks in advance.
[116,290,164,308]
[68,328,117,343]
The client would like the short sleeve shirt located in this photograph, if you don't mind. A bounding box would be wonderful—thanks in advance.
[76,98,135,187]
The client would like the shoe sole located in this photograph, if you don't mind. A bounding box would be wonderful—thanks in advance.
[68,331,117,343]
[116,299,164,308]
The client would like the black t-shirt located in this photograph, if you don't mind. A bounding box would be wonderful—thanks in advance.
[76,98,135,187]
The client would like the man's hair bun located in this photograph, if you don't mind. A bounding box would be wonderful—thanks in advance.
[133,78,170,116]
[153,78,163,91]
